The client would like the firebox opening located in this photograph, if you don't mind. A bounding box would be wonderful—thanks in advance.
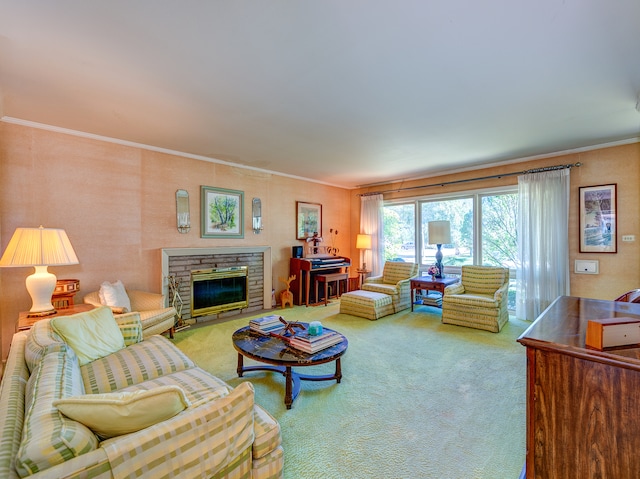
[191,266,248,317]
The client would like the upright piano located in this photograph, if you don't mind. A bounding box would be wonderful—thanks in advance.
[290,256,351,305]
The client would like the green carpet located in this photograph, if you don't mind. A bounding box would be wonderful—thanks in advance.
[172,303,529,479]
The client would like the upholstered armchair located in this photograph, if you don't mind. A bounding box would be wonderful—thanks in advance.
[442,265,509,332]
[361,261,419,313]
[84,289,176,339]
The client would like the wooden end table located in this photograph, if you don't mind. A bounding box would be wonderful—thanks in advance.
[410,276,459,311]
[232,323,348,409]
[17,303,95,331]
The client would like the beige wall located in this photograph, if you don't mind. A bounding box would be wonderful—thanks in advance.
[0,122,352,359]
[351,143,640,302]
[1,120,638,359]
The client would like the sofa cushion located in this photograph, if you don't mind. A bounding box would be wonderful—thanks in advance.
[51,307,125,366]
[99,280,132,313]
[361,283,399,296]
[117,367,230,408]
[16,346,98,477]
[53,385,190,439]
[81,335,196,394]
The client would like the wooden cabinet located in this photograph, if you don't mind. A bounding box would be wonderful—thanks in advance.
[517,296,640,478]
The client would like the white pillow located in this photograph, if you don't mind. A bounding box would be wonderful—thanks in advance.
[53,385,190,439]
[99,280,132,313]
[50,306,125,366]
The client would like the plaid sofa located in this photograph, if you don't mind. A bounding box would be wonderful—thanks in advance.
[0,311,283,479]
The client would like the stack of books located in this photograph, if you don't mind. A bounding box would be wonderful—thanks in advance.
[421,292,443,307]
[249,315,283,335]
[289,330,342,354]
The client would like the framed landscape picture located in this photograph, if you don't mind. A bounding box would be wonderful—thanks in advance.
[201,186,244,238]
[579,184,617,253]
[296,201,322,239]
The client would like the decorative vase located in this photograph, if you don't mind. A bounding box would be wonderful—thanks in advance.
[431,275,436,281]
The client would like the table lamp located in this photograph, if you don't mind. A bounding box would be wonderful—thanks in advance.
[427,221,451,278]
[356,234,372,271]
[0,226,79,317]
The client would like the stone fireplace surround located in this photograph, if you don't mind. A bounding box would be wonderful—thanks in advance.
[161,247,272,322]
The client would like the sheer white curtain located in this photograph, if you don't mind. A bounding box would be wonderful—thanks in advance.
[516,168,570,320]
[360,194,384,276]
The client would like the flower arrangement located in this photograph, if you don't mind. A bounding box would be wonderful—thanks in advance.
[427,264,440,276]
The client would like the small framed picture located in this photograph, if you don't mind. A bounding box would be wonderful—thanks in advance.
[579,184,617,253]
[296,201,322,240]
[201,186,244,238]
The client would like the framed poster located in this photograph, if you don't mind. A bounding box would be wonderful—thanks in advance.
[579,184,617,253]
[296,201,322,240]
[201,186,244,238]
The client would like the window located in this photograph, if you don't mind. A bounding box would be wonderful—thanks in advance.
[480,193,518,269]
[383,203,416,262]
[383,188,518,309]
[420,197,473,268]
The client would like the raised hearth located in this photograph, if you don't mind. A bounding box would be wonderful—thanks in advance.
[162,247,272,322]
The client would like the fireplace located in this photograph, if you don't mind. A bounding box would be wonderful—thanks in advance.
[191,266,248,317]
[161,247,272,323]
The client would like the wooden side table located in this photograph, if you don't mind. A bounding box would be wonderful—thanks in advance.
[357,269,371,289]
[410,276,459,311]
[17,303,95,331]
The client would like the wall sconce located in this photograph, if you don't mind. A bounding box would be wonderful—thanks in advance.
[176,189,191,234]
[0,226,79,316]
[252,198,264,234]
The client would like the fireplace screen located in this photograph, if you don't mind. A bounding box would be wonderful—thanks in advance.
[191,266,248,317]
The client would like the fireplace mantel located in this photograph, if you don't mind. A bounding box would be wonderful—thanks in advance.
[161,247,272,317]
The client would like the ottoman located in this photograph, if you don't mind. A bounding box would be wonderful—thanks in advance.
[339,290,394,320]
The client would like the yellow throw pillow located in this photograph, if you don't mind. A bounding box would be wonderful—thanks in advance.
[53,385,190,439]
[51,306,125,366]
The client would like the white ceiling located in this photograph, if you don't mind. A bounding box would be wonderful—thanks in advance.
[1,1,639,188]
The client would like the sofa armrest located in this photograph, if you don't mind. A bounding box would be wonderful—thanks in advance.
[396,278,413,294]
[444,283,465,296]
[128,290,166,311]
[82,291,102,308]
[102,382,256,479]
[364,275,383,285]
[494,283,509,302]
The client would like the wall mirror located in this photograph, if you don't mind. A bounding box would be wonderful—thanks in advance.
[176,189,191,233]
[252,197,263,234]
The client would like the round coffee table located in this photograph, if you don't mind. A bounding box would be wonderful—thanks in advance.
[232,322,348,409]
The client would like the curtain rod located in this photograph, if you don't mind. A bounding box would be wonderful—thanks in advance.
[358,162,582,196]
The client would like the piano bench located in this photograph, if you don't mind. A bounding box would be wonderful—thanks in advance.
[339,290,394,320]
[315,273,349,306]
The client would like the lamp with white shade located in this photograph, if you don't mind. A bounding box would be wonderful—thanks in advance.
[427,221,451,278]
[0,226,79,317]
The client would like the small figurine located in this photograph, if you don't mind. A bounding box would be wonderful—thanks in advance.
[279,275,296,308]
